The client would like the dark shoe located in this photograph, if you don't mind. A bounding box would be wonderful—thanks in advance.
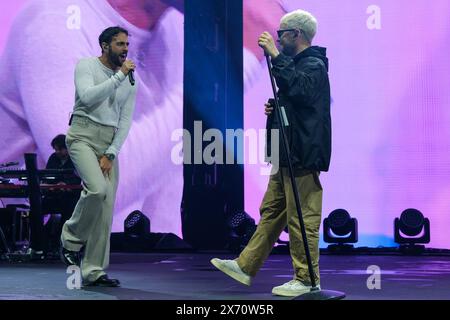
[60,245,81,266]
[84,275,120,287]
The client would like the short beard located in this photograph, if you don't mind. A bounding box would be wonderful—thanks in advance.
[108,48,122,67]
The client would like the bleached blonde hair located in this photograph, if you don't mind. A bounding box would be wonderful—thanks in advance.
[280,9,318,44]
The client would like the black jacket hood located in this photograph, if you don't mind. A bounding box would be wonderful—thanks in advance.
[294,46,329,71]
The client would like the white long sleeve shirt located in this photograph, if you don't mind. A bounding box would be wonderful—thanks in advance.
[73,57,137,156]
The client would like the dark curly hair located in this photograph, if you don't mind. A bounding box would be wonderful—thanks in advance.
[98,26,129,53]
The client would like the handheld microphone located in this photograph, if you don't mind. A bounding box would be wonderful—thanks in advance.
[129,70,135,86]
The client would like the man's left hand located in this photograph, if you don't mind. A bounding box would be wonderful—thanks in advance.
[100,156,113,178]
[258,32,280,59]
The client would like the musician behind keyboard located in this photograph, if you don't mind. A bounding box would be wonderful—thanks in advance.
[41,134,81,252]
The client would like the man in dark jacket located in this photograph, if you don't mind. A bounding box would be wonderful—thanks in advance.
[212,9,331,297]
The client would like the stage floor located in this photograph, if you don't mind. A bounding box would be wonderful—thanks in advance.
[1,253,449,300]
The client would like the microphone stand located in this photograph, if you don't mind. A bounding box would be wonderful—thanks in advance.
[265,53,345,300]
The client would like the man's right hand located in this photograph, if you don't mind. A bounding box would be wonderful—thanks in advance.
[264,102,274,116]
[120,59,136,76]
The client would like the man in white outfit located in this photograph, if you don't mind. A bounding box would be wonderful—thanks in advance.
[60,26,137,287]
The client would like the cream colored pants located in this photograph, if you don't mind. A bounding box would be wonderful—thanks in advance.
[61,115,119,282]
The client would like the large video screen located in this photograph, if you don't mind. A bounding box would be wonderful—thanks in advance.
[0,0,184,235]
[243,0,450,248]
[2,1,450,249]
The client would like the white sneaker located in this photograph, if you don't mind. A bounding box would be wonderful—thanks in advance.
[210,258,252,286]
[272,280,321,297]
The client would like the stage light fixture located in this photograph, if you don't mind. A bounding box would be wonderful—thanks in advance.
[124,210,150,238]
[323,209,358,249]
[227,211,256,253]
[394,208,430,252]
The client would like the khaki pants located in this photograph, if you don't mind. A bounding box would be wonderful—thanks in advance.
[237,167,322,284]
[61,116,119,282]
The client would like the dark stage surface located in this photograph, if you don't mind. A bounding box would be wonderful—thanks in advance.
[0,253,449,300]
